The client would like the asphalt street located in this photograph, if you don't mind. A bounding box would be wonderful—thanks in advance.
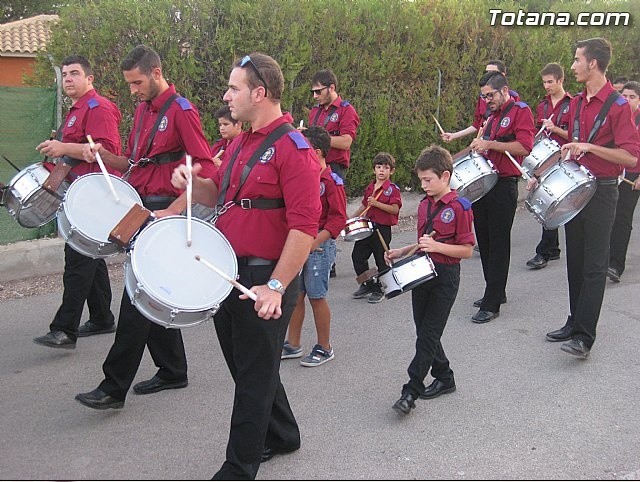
[1,199,639,480]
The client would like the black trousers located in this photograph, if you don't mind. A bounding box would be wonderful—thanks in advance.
[403,263,459,398]
[50,243,113,342]
[212,265,300,480]
[609,172,640,275]
[351,223,391,277]
[535,227,561,259]
[472,177,518,312]
[564,182,618,348]
[98,289,188,400]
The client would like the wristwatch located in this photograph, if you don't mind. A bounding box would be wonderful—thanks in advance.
[267,278,286,295]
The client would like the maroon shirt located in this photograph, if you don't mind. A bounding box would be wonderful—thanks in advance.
[535,92,572,146]
[46,89,121,177]
[308,95,360,168]
[482,98,535,177]
[319,167,347,239]
[360,178,402,226]
[473,89,520,130]
[213,113,321,260]
[210,138,229,158]
[567,82,640,178]
[628,110,640,173]
[125,84,216,196]
[417,190,475,265]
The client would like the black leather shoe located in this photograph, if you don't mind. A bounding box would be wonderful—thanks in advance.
[420,379,456,399]
[473,296,507,308]
[261,445,300,463]
[471,310,499,323]
[607,266,621,283]
[78,320,116,337]
[133,375,188,395]
[548,254,561,261]
[75,388,124,410]
[33,330,76,349]
[392,392,417,415]
[561,339,590,358]
[546,325,572,342]
[526,254,548,269]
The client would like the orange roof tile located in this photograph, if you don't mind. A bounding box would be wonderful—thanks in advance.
[0,14,59,55]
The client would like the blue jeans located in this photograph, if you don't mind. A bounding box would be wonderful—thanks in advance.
[300,238,337,299]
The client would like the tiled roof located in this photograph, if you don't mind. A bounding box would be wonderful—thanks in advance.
[0,14,59,55]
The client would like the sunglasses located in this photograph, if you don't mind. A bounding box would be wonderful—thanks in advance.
[310,86,329,95]
[240,55,268,92]
[480,89,501,101]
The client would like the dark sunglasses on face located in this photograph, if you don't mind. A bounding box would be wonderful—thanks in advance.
[480,89,502,101]
[310,86,329,95]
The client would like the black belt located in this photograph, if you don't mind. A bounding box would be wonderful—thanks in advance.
[596,177,618,186]
[136,151,185,167]
[142,196,177,208]
[236,256,277,266]
[233,198,285,210]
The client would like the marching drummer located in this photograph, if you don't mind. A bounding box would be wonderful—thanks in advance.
[525,63,573,270]
[544,38,640,358]
[386,145,474,415]
[468,71,535,323]
[350,152,402,303]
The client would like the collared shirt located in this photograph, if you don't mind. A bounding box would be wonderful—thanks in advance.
[567,82,640,178]
[483,98,535,176]
[361,178,402,226]
[319,167,347,239]
[535,92,572,146]
[213,113,321,259]
[473,89,521,130]
[417,190,475,265]
[626,109,640,173]
[125,84,216,196]
[210,138,229,158]
[52,89,121,177]
[308,95,360,168]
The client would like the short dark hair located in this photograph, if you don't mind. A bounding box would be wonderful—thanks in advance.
[372,152,396,169]
[622,81,640,97]
[613,76,629,84]
[214,105,238,124]
[233,52,284,101]
[311,69,338,90]
[121,45,161,75]
[575,38,612,73]
[479,71,508,90]
[487,59,506,74]
[414,145,453,178]
[304,125,331,159]
[540,63,564,80]
[61,55,92,76]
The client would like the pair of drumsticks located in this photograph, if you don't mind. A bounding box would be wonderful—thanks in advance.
[376,229,435,262]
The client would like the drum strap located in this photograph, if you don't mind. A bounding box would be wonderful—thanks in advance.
[572,91,620,143]
[543,97,571,128]
[129,94,179,166]
[483,101,515,141]
[421,199,447,238]
[312,105,337,128]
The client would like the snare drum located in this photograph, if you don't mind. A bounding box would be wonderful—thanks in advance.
[125,216,237,328]
[377,253,437,299]
[341,216,374,241]
[57,173,142,258]
[522,137,561,177]
[450,152,498,203]
[1,162,68,228]
[525,161,596,230]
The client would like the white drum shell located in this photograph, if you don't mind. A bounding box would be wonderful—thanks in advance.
[57,173,142,258]
[2,162,68,228]
[522,137,561,177]
[450,152,498,203]
[378,254,437,299]
[125,216,237,328]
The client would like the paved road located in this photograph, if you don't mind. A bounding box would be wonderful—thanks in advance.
[1,202,639,480]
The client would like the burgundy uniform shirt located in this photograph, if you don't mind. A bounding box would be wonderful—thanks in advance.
[125,84,216,196]
[473,89,520,130]
[567,82,640,178]
[627,109,640,173]
[535,92,572,146]
[213,113,321,260]
[360,178,402,226]
[210,138,229,158]
[319,167,347,239]
[417,190,475,265]
[308,95,360,168]
[482,98,535,176]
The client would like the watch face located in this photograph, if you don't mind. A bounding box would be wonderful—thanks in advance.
[268,279,284,293]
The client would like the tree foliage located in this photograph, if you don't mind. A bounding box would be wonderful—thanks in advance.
[1,0,59,22]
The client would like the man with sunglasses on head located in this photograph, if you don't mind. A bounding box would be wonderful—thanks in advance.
[468,71,535,323]
[172,53,321,480]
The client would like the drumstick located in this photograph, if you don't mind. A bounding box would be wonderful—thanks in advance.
[195,255,257,301]
[86,135,120,202]
[619,177,636,187]
[376,229,391,254]
[186,154,193,247]
[299,120,304,128]
[431,114,445,136]
[361,189,384,216]
[505,151,531,181]
[406,231,436,257]
[535,113,554,138]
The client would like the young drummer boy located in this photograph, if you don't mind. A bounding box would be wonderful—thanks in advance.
[385,145,475,415]
[282,126,347,366]
[351,152,402,303]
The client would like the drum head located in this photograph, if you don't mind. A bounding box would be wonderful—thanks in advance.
[131,216,237,311]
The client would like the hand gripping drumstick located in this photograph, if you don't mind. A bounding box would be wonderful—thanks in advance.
[86,135,120,202]
[186,154,193,247]
[195,255,258,301]
[431,114,445,136]
[505,150,532,181]
[535,113,554,138]
[361,189,384,217]
[405,231,436,258]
